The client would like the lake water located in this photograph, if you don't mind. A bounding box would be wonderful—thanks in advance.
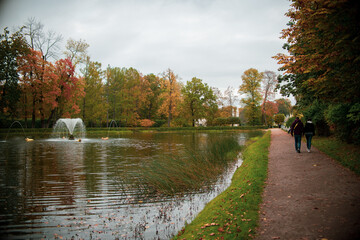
[0,131,262,239]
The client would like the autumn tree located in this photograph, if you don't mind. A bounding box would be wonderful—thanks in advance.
[105,66,150,126]
[274,0,360,103]
[182,77,217,127]
[158,69,182,127]
[212,87,224,108]
[0,27,28,119]
[51,58,84,122]
[224,86,238,117]
[239,68,263,125]
[261,101,279,126]
[274,0,360,142]
[261,70,277,125]
[122,68,150,126]
[211,87,228,118]
[64,38,89,67]
[18,49,58,127]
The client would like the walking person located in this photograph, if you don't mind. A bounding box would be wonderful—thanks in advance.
[290,117,304,153]
[303,118,315,152]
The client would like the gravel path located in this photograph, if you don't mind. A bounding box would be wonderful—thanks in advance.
[255,128,360,240]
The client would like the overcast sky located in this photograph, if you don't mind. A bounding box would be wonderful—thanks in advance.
[0,0,292,100]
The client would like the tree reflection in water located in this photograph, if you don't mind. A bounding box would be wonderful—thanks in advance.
[0,131,263,239]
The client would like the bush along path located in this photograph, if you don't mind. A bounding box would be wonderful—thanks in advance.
[173,130,271,239]
[255,129,360,240]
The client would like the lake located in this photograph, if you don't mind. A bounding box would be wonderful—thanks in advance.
[0,131,262,239]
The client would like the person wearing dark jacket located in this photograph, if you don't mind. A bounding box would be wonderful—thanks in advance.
[290,117,304,153]
[303,118,315,152]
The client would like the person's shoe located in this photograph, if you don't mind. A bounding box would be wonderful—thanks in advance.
[307,148,310,152]
[297,149,300,153]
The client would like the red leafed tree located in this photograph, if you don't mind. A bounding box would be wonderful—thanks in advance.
[18,50,84,127]
[18,48,58,128]
[48,58,84,122]
[261,101,279,126]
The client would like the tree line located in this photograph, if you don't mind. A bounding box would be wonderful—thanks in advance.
[274,0,360,143]
[0,18,292,128]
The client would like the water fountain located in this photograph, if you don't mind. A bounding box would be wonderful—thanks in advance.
[52,118,86,140]
[5,121,27,141]
[106,120,119,139]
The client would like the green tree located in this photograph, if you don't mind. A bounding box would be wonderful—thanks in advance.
[105,66,150,126]
[105,66,125,122]
[274,113,285,126]
[239,68,263,125]
[139,73,162,120]
[275,98,292,116]
[82,60,107,126]
[0,27,28,119]
[182,77,217,127]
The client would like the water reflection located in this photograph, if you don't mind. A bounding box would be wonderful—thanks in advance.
[0,131,262,239]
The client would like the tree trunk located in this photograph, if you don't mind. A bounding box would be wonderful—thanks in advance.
[32,96,36,128]
[168,98,172,127]
[24,94,28,128]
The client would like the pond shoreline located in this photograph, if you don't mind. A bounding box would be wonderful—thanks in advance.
[0,126,268,138]
[173,130,271,239]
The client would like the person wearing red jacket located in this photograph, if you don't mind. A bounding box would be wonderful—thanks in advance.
[290,117,304,153]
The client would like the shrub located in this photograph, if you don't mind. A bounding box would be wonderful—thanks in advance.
[139,119,155,127]
[274,113,285,126]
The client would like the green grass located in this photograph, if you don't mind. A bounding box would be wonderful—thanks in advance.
[173,130,271,240]
[312,136,360,176]
[138,137,243,195]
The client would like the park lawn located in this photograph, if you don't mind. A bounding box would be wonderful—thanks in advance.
[312,136,360,176]
[173,130,271,240]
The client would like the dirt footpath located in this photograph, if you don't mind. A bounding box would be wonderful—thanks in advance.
[255,128,360,240]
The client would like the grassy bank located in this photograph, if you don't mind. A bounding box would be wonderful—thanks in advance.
[173,130,271,240]
[312,136,360,176]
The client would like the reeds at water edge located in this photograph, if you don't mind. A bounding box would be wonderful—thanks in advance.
[138,137,243,195]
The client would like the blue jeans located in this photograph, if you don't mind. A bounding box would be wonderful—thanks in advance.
[305,133,313,150]
[294,134,301,151]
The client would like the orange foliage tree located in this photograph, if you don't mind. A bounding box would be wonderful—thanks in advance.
[18,49,57,127]
[18,49,84,127]
[158,69,182,127]
[273,0,360,103]
[261,101,279,126]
